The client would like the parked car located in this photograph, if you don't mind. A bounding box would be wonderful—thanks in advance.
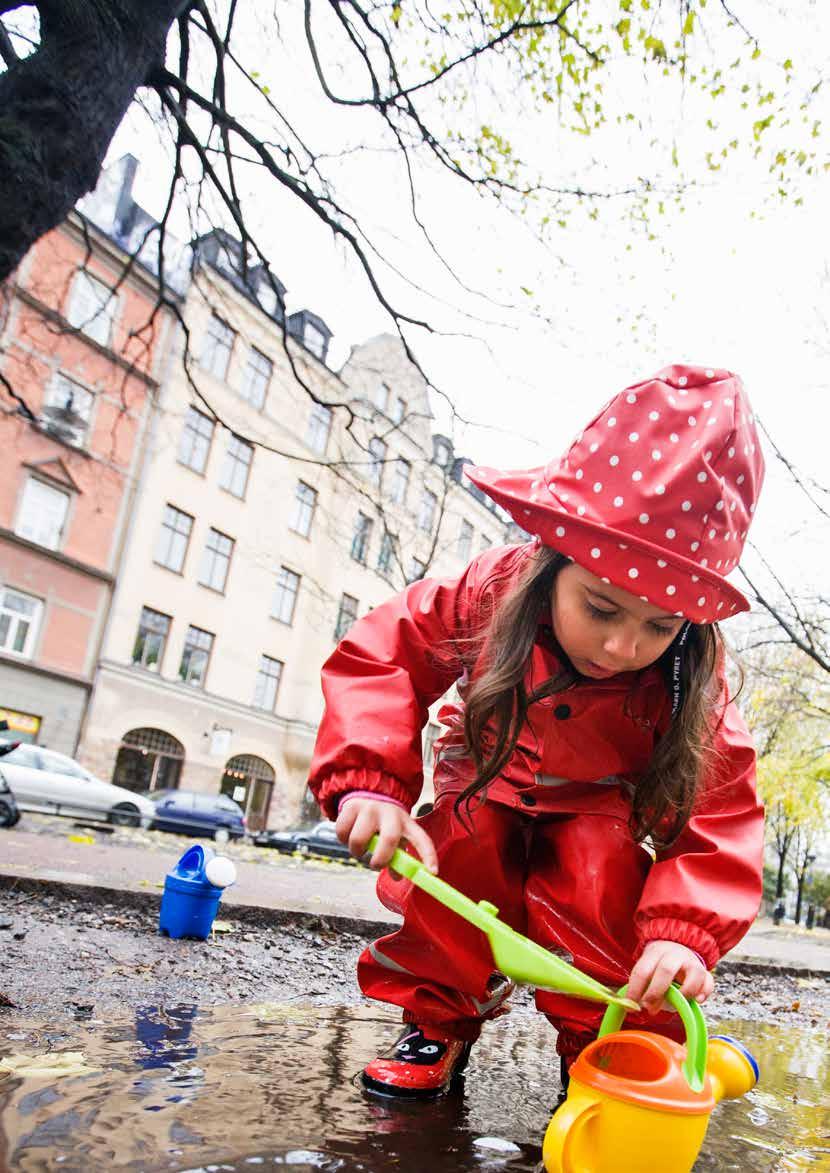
[146,789,246,843]
[0,770,21,828]
[254,819,354,862]
[0,740,154,826]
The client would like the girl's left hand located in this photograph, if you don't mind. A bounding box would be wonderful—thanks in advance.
[627,940,714,1015]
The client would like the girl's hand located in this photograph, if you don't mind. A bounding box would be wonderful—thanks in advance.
[627,940,714,1015]
[334,797,439,874]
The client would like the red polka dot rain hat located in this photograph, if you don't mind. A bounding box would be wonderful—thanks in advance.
[466,365,765,624]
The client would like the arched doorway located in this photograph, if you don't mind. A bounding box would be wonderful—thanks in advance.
[113,728,185,793]
[220,754,274,831]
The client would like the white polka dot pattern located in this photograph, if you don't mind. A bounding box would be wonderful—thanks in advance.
[464,364,765,623]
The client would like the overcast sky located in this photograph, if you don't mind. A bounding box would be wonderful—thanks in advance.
[105,0,828,602]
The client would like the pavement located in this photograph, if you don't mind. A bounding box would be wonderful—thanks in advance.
[1,815,829,974]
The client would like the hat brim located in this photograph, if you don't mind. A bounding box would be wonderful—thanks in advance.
[466,465,750,624]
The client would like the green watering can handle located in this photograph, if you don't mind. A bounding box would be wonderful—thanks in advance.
[598,983,708,1093]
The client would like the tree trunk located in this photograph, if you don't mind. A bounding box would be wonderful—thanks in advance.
[794,872,805,925]
[0,0,186,281]
[775,850,788,900]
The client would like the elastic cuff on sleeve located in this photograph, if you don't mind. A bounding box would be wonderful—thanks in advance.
[315,769,415,820]
[635,917,721,971]
[338,791,409,813]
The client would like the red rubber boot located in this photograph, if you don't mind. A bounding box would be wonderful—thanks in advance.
[361,1024,473,1099]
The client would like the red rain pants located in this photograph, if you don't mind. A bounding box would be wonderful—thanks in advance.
[357,797,685,1062]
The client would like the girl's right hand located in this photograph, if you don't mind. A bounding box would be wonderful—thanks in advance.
[334,797,439,874]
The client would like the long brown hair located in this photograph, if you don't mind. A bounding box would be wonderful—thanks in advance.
[454,545,724,849]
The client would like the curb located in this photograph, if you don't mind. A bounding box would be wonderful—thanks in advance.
[0,871,397,942]
[2,871,828,979]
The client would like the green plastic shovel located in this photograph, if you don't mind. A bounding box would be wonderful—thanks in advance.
[368,836,639,1013]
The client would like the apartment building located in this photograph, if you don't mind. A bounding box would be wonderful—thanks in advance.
[75,231,510,827]
[0,194,175,754]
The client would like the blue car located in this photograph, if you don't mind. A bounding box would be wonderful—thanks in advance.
[146,789,246,843]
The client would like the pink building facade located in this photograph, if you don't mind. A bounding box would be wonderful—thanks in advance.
[0,209,174,753]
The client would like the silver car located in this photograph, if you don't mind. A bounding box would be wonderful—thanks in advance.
[0,741,154,827]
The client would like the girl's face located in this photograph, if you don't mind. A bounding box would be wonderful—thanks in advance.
[550,562,686,679]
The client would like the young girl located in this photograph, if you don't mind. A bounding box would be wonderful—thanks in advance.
[308,364,765,1099]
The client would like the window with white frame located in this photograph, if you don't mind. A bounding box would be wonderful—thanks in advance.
[390,396,406,425]
[253,654,283,712]
[334,593,359,640]
[367,437,386,488]
[271,566,300,625]
[304,321,326,359]
[16,478,70,550]
[41,374,94,448]
[0,588,42,658]
[457,519,473,561]
[178,625,214,687]
[219,434,253,498]
[198,527,234,593]
[289,481,317,537]
[306,402,332,455]
[408,556,426,583]
[241,346,272,409]
[154,504,193,573]
[178,406,215,473]
[417,488,437,533]
[389,458,410,506]
[377,529,396,576]
[67,269,117,347]
[131,606,171,672]
[373,382,390,413]
[350,512,373,564]
[200,314,235,380]
[433,438,452,467]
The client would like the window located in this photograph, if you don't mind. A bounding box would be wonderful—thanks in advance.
[219,434,253,498]
[154,504,193,573]
[0,588,42,658]
[41,374,94,448]
[200,314,235,379]
[457,519,473,561]
[389,458,410,506]
[390,396,406,425]
[351,512,373,564]
[306,402,332,455]
[253,654,283,712]
[368,437,386,488]
[198,528,234,593]
[304,322,326,359]
[289,482,317,538]
[39,749,87,778]
[408,557,426,583]
[334,594,359,640]
[67,269,116,347]
[132,606,171,672]
[433,438,452,467]
[241,347,272,409]
[271,566,300,625]
[373,382,390,413]
[377,530,396,576]
[417,488,437,533]
[178,625,214,688]
[16,478,70,550]
[423,722,441,765]
[178,406,215,474]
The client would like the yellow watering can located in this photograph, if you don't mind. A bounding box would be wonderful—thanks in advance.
[542,986,759,1173]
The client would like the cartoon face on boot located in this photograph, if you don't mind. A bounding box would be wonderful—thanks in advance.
[392,1027,447,1065]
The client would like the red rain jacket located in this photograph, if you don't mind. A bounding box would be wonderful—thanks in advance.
[308,544,764,968]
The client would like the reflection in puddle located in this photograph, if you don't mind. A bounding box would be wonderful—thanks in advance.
[0,1004,827,1170]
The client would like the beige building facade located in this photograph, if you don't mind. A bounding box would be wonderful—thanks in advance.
[78,231,510,830]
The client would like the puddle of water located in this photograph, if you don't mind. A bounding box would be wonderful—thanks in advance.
[0,1005,826,1171]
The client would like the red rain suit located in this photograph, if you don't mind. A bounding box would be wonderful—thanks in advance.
[308,543,764,1057]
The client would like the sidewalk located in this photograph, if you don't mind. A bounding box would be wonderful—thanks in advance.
[1,822,828,973]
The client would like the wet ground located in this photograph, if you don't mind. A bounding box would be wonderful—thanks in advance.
[0,1003,828,1172]
[1,888,829,1170]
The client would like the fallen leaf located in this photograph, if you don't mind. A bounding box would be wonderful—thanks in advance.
[67,835,95,846]
[0,1051,98,1079]
[212,920,235,934]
